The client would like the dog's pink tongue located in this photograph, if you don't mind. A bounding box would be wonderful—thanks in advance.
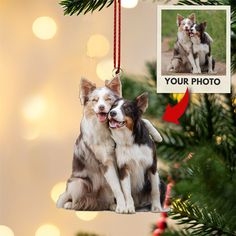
[109,120,116,128]
[116,122,121,128]
[97,113,107,122]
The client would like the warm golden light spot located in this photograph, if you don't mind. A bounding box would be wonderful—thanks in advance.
[0,225,14,236]
[216,136,222,145]
[32,17,57,40]
[51,182,66,203]
[172,93,184,102]
[87,34,110,58]
[22,95,46,122]
[75,212,98,221]
[35,224,60,236]
[232,97,236,106]
[121,0,138,8]
[96,59,113,81]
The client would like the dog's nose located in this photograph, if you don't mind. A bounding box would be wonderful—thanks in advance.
[99,105,105,111]
[110,110,117,117]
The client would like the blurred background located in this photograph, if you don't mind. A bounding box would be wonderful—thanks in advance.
[0,0,173,236]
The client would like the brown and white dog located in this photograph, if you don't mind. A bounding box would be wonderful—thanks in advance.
[108,93,164,213]
[168,13,199,74]
[57,77,163,213]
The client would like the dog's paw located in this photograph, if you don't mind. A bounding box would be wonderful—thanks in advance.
[208,70,217,75]
[126,202,135,214]
[64,202,73,209]
[115,203,128,214]
[109,203,117,211]
[151,204,162,213]
[56,197,65,208]
[167,65,174,72]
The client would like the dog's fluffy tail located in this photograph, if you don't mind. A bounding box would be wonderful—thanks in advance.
[142,119,163,143]
[205,32,213,43]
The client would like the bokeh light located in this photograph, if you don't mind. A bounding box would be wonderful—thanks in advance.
[121,0,138,8]
[96,59,113,81]
[51,181,66,203]
[32,16,57,40]
[75,212,98,221]
[0,225,14,236]
[87,34,110,58]
[35,224,60,236]
[22,95,46,122]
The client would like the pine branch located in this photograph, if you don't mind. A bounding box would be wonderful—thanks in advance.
[145,61,157,82]
[162,230,190,236]
[171,146,236,235]
[76,232,100,236]
[158,128,197,161]
[206,94,236,168]
[187,94,211,139]
[171,199,236,236]
[60,0,114,15]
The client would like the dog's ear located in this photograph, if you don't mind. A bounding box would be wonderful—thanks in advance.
[177,14,184,26]
[135,92,148,113]
[105,76,122,97]
[80,78,96,105]
[202,21,207,29]
[188,13,196,23]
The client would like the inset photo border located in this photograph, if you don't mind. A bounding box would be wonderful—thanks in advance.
[157,5,231,93]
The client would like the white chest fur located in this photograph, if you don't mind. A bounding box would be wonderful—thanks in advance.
[81,116,115,163]
[82,117,112,145]
[192,37,209,65]
[178,32,192,53]
[111,128,153,192]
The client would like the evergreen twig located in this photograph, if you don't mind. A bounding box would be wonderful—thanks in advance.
[60,0,114,15]
[171,200,236,236]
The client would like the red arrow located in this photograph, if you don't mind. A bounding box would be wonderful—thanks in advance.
[162,88,189,125]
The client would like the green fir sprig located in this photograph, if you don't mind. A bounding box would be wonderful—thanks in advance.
[170,199,236,236]
[60,0,114,15]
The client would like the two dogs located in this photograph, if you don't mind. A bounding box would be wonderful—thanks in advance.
[168,13,215,74]
[57,77,165,213]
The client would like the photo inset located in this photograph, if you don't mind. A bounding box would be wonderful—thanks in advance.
[157,6,231,93]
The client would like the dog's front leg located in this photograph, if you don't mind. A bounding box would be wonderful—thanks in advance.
[188,53,198,74]
[119,167,135,214]
[208,55,213,73]
[149,171,163,212]
[195,55,201,74]
[103,161,127,213]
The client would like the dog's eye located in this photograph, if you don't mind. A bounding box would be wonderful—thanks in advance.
[92,98,98,102]
[123,106,131,113]
[105,97,111,101]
